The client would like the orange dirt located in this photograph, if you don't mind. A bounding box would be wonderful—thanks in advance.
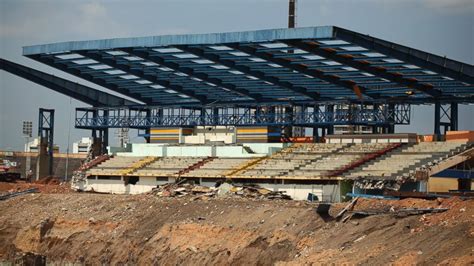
[0,180,72,194]
[0,184,472,265]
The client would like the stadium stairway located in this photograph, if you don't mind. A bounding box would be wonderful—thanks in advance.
[177,157,215,177]
[225,156,268,177]
[80,154,110,171]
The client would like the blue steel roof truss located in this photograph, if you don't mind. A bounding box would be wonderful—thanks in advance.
[23,26,473,107]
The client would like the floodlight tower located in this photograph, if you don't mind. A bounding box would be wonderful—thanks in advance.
[22,121,33,178]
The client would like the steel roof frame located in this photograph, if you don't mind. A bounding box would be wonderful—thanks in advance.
[0,58,137,107]
[21,26,473,107]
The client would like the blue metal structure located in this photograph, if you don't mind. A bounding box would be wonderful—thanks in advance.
[38,108,54,175]
[74,104,410,129]
[0,58,137,107]
[17,26,474,132]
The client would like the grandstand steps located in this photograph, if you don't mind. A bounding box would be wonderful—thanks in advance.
[342,143,412,179]
[397,144,473,179]
[347,142,471,181]
[227,144,299,178]
[327,143,403,178]
[225,156,268,178]
[121,156,158,176]
[285,144,354,178]
[178,157,215,176]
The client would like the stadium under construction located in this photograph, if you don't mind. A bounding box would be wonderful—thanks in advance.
[1,26,473,201]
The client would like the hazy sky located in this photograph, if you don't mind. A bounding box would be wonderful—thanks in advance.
[1,0,473,151]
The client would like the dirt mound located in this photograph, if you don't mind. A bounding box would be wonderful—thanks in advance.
[0,193,472,265]
[0,192,474,265]
[0,181,72,194]
[34,176,61,185]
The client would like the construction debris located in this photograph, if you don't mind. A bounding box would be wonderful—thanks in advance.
[150,182,292,200]
[335,197,359,220]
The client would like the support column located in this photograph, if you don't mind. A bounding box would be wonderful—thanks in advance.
[102,109,109,153]
[327,104,334,135]
[387,103,395,134]
[200,108,206,126]
[313,105,320,142]
[450,102,458,131]
[434,102,441,141]
[283,106,293,138]
[145,109,151,143]
[213,107,219,126]
[36,108,55,180]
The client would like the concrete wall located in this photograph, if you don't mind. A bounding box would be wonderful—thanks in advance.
[2,154,84,179]
[85,177,341,202]
[113,143,285,158]
[327,134,417,144]
[86,176,169,194]
[428,177,458,192]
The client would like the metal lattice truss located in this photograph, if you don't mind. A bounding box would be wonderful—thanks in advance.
[74,104,410,129]
[23,26,473,107]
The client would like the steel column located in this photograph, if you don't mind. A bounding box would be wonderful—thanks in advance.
[434,102,441,140]
[327,104,334,135]
[450,103,458,131]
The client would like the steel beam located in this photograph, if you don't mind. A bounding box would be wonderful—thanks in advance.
[176,45,320,101]
[333,27,474,85]
[74,103,411,129]
[26,54,154,105]
[283,40,443,97]
[76,51,207,104]
[226,43,373,100]
[123,48,262,101]
[0,58,137,107]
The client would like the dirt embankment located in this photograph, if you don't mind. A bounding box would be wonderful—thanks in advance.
[0,188,472,265]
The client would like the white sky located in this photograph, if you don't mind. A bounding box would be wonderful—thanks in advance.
[1,0,473,151]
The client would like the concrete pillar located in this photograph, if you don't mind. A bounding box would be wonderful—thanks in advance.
[35,138,49,180]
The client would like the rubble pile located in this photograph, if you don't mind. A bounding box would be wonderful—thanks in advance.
[151,182,292,200]
[71,152,109,191]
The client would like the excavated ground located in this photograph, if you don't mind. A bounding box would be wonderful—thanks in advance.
[0,182,473,265]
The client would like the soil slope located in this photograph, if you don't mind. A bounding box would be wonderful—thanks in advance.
[0,188,472,265]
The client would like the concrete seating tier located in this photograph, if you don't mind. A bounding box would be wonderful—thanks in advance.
[346,141,469,180]
[135,157,204,177]
[235,143,347,178]
[289,143,390,177]
[87,156,145,176]
[183,158,252,178]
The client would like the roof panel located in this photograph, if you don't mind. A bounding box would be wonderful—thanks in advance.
[23,26,473,106]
